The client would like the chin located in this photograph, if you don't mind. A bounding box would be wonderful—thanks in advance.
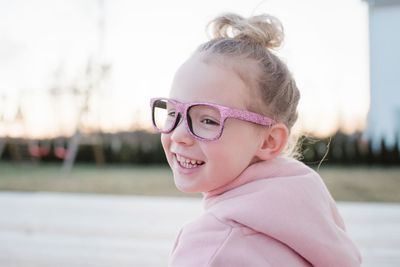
[174,182,197,193]
[173,176,201,193]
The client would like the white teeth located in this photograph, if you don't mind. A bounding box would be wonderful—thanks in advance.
[175,154,204,169]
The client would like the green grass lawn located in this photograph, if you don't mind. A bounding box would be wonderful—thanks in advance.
[0,162,190,197]
[0,162,399,202]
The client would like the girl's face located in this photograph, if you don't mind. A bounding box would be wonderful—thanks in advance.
[161,54,264,193]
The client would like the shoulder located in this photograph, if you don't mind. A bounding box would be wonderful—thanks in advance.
[204,159,362,267]
[169,212,233,266]
[170,211,277,267]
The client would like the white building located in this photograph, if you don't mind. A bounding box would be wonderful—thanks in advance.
[364,0,400,151]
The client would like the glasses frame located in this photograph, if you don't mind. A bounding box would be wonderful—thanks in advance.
[150,97,275,141]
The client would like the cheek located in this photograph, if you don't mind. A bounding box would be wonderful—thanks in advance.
[161,134,176,170]
[212,125,260,166]
[204,136,254,181]
[161,134,171,157]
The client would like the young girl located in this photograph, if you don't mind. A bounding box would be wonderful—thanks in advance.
[151,13,362,267]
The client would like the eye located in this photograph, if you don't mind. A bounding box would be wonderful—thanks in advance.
[167,110,176,117]
[201,118,220,126]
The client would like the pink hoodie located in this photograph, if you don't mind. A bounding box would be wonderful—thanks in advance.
[169,157,362,267]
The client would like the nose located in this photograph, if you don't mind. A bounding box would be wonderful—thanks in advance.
[170,116,194,145]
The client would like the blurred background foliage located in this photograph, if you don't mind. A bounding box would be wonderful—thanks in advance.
[1,130,399,166]
[1,130,399,202]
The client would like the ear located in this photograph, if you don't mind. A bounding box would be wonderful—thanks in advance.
[255,123,289,161]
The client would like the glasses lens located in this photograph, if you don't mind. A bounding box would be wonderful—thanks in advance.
[188,104,222,140]
[153,99,176,132]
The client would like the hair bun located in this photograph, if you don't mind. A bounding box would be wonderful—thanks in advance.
[208,13,284,49]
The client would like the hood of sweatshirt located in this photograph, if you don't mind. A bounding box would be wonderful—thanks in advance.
[203,157,362,267]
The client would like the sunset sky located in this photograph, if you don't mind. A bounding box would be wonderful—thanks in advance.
[0,0,369,139]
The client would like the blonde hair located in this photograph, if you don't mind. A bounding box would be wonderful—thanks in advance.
[196,13,301,157]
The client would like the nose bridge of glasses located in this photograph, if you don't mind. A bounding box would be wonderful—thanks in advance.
[171,101,190,125]
[174,101,188,115]
[173,102,196,135]
[170,112,195,143]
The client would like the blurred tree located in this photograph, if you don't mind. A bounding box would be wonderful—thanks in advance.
[8,104,25,161]
[62,0,111,172]
[0,94,5,158]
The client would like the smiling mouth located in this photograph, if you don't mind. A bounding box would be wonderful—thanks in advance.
[175,154,205,169]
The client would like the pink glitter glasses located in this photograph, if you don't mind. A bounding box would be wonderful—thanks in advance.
[150,98,275,141]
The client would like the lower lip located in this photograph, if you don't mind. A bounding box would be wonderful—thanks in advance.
[173,155,204,175]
